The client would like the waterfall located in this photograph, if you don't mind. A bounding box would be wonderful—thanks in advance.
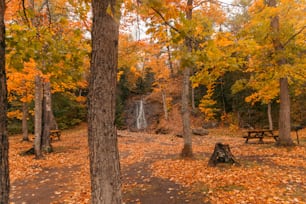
[136,99,147,130]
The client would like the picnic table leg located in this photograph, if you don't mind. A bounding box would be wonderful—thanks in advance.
[245,134,250,143]
[259,132,265,143]
[296,131,299,144]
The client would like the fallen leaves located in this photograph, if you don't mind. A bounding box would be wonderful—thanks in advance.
[8,125,306,203]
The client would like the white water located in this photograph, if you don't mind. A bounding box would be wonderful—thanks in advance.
[136,99,147,130]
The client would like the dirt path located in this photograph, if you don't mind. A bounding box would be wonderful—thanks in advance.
[9,127,208,204]
[10,155,206,204]
[9,126,306,204]
[11,166,79,204]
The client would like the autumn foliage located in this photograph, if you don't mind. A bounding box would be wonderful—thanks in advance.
[2,0,306,203]
[9,125,306,203]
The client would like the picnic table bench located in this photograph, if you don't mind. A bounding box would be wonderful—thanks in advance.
[243,129,278,143]
[50,129,61,141]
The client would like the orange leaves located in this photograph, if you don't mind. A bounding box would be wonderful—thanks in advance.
[7,59,38,104]
[4,0,20,21]
[9,124,306,203]
[7,110,22,120]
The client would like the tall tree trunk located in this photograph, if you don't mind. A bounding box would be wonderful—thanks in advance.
[277,78,293,145]
[221,79,226,115]
[22,101,29,141]
[42,81,52,153]
[34,75,43,159]
[191,87,195,110]
[50,110,58,130]
[161,88,168,120]
[181,66,192,157]
[191,67,196,110]
[22,82,29,141]
[267,103,273,130]
[88,0,122,203]
[166,45,174,77]
[267,0,293,145]
[181,0,193,158]
[0,1,10,202]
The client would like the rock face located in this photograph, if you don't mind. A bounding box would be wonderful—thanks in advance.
[192,128,209,136]
[124,96,163,131]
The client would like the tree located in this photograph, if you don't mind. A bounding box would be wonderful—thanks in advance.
[127,0,227,155]
[181,0,193,157]
[0,0,10,202]
[6,60,36,140]
[34,74,43,158]
[41,81,53,152]
[266,0,293,146]
[88,0,122,203]
[234,0,305,144]
[6,0,90,154]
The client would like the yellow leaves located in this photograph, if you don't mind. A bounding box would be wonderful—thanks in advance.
[231,79,248,94]
[198,84,218,121]
[215,32,234,48]
[243,73,279,104]
[117,70,124,81]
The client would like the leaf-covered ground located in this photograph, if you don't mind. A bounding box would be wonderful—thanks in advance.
[9,124,306,204]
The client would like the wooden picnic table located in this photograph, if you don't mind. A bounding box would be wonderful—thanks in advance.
[243,129,278,143]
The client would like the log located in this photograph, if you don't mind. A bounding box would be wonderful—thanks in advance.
[208,143,240,167]
[192,128,209,136]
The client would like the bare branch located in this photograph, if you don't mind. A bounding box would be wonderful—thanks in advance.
[21,0,31,27]
[149,6,181,34]
[45,0,52,28]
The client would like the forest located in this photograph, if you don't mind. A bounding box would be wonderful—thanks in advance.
[0,0,305,203]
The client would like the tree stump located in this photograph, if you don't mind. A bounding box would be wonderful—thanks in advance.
[208,143,240,167]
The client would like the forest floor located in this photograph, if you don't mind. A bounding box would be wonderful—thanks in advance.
[9,123,306,204]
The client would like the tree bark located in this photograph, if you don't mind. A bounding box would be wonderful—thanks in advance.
[88,0,122,203]
[42,81,52,153]
[22,101,29,141]
[181,66,192,157]
[267,0,294,145]
[208,143,240,167]
[34,75,43,158]
[267,103,273,130]
[50,110,58,130]
[161,88,168,120]
[277,78,293,145]
[166,45,174,77]
[0,1,10,202]
[21,80,29,141]
[181,0,193,157]
[191,86,195,110]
